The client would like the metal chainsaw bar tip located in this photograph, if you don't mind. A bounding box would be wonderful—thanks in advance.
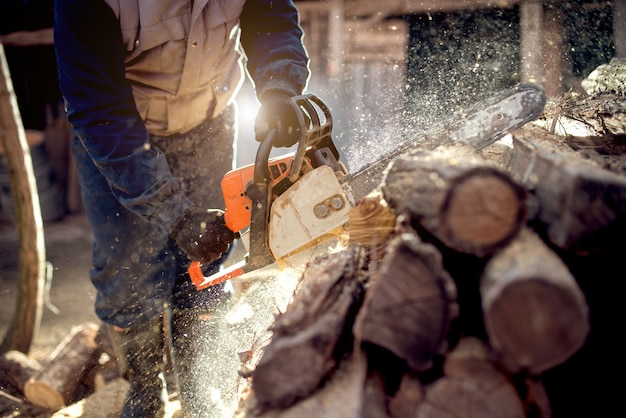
[348,83,546,201]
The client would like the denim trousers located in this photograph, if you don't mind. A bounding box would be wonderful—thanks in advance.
[72,105,237,329]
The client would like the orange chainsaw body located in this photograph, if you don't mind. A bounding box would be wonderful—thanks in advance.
[221,154,294,233]
[189,93,346,290]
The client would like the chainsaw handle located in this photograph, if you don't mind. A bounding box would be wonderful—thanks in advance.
[253,129,277,185]
[253,94,333,185]
[287,94,333,183]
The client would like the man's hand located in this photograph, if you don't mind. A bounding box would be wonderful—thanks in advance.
[255,93,301,148]
[169,207,235,264]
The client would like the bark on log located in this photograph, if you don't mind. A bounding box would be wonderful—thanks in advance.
[240,352,369,418]
[480,229,590,374]
[382,144,527,257]
[50,377,129,418]
[354,233,458,373]
[416,337,525,418]
[250,245,368,411]
[0,350,41,395]
[24,322,101,410]
[507,126,626,251]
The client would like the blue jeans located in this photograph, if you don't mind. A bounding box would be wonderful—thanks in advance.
[72,105,237,329]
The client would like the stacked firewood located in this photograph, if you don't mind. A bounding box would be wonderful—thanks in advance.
[0,87,622,418]
[234,94,626,418]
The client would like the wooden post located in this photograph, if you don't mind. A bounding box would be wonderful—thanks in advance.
[0,43,46,355]
[614,0,626,58]
[520,1,544,86]
[542,6,568,97]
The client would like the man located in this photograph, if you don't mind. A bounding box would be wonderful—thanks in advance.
[53,0,310,416]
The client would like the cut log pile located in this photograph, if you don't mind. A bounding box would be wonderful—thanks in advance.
[0,88,623,418]
[234,93,625,418]
[0,323,124,418]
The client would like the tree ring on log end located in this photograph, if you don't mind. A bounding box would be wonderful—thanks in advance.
[443,169,525,251]
[485,280,589,374]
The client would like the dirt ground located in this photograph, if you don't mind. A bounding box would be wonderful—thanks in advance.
[0,211,99,363]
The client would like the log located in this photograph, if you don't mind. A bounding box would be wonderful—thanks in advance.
[24,322,101,410]
[0,349,41,395]
[240,352,369,418]
[348,190,396,261]
[250,245,368,411]
[507,126,626,251]
[50,377,129,418]
[416,337,525,418]
[0,28,54,47]
[354,233,458,372]
[480,229,590,374]
[382,143,527,257]
[0,389,48,418]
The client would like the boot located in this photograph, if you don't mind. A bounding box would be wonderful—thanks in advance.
[169,283,234,418]
[106,315,167,417]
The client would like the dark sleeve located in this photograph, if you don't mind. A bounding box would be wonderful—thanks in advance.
[54,0,192,232]
[239,0,310,101]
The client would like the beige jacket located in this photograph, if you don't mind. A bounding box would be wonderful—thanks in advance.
[103,0,246,135]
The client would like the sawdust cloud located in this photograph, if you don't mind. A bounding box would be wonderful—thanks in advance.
[175,266,301,417]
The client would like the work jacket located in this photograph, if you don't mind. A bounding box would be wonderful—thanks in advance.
[54,0,310,231]
[103,0,245,135]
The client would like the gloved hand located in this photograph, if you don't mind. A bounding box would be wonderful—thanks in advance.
[169,207,235,264]
[255,93,301,148]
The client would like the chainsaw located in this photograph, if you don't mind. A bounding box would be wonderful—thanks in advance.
[188,84,546,290]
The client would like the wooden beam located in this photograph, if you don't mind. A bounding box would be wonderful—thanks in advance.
[297,0,522,19]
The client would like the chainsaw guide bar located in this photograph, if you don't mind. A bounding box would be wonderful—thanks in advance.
[189,84,547,289]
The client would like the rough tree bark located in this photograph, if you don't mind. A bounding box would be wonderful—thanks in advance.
[24,323,101,411]
[382,143,527,257]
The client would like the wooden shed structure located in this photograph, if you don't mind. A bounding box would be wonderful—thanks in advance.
[291,0,625,171]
